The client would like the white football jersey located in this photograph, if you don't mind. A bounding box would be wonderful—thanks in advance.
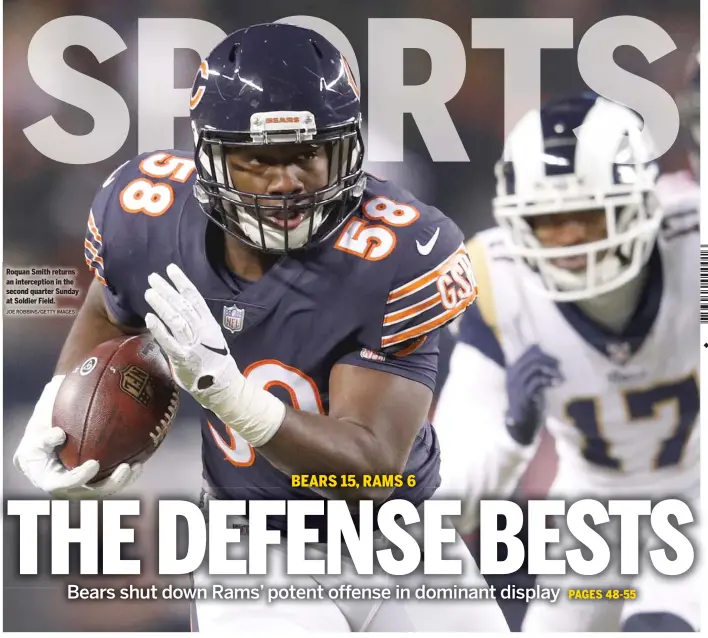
[461,172,699,496]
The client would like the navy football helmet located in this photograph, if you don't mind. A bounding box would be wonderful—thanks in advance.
[189,23,365,252]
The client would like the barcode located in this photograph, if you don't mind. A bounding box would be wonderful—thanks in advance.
[702,246,708,323]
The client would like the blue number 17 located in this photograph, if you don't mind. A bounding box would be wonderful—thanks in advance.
[565,373,699,471]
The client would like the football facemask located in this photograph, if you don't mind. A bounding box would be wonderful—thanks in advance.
[493,95,661,302]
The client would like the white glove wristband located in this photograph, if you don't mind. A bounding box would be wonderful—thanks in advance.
[14,374,66,469]
[202,364,287,448]
[37,375,66,417]
[142,263,287,446]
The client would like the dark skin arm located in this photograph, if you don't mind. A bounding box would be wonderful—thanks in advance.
[258,363,433,502]
[55,279,144,375]
[60,282,431,503]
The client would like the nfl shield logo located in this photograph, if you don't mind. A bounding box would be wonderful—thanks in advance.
[222,305,245,333]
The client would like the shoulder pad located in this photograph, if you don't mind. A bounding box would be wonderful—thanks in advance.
[84,149,195,288]
[655,171,699,243]
[330,177,481,350]
[463,233,501,342]
[379,210,476,349]
[656,170,699,216]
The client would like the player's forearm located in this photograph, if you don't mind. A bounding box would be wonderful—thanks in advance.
[439,415,537,534]
[438,402,536,501]
[55,280,141,375]
[473,430,538,494]
[434,342,538,532]
[258,406,403,501]
[455,437,536,536]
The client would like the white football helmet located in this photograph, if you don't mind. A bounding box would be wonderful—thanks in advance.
[492,94,661,302]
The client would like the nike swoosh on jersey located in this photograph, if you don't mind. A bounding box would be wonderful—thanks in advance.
[416,227,440,255]
[101,159,130,188]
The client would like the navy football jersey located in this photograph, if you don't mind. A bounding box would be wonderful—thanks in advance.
[84,150,477,533]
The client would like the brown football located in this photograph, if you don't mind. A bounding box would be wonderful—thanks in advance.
[54,334,179,482]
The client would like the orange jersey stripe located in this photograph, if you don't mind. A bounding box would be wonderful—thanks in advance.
[84,257,107,286]
[387,245,466,303]
[381,289,477,348]
[84,239,105,267]
[383,293,440,327]
[87,210,103,244]
[392,335,428,358]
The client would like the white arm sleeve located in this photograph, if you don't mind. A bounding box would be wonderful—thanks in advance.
[433,341,540,535]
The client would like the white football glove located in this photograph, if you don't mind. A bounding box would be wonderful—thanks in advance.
[144,263,285,447]
[13,375,142,498]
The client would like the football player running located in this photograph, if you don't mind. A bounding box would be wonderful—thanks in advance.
[13,23,509,633]
[618,46,701,634]
[434,92,700,631]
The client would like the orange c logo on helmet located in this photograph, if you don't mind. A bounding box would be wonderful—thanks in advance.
[342,56,360,99]
[189,61,209,110]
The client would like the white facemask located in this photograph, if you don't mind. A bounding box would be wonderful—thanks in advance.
[493,96,662,302]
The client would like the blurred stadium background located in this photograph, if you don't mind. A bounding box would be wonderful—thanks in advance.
[3,0,699,631]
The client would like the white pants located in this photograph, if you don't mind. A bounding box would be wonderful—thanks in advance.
[522,469,701,632]
[192,493,510,632]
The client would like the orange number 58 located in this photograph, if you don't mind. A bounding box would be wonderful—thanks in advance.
[119,153,196,217]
